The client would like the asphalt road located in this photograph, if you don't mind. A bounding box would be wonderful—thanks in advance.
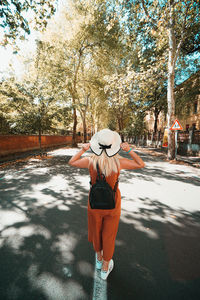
[0,147,200,300]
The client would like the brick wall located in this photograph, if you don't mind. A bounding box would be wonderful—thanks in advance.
[0,135,81,157]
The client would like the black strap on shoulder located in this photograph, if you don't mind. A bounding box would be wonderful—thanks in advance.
[96,163,101,181]
[96,163,107,181]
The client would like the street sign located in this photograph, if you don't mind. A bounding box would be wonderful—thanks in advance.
[170,119,183,131]
[169,119,183,160]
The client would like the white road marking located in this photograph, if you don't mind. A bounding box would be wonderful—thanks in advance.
[92,260,107,300]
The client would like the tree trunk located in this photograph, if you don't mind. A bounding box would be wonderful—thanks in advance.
[72,105,77,147]
[82,113,87,143]
[117,114,124,142]
[167,71,175,159]
[153,108,159,133]
[38,126,42,155]
[167,8,176,160]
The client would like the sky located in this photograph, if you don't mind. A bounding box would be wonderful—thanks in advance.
[0,0,63,80]
[0,33,37,79]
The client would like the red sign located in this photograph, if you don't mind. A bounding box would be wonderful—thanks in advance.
[170,119,183,131]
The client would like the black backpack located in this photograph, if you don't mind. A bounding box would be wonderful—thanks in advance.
[89,163,118,209]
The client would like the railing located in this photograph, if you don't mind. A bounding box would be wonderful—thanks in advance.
[193,131,200,144]
[131,130,200,147]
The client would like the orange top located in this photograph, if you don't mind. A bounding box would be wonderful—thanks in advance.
[88,164,121,215]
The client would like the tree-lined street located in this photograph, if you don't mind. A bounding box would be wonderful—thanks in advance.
[0,1,200,298]
[0,147,200,300]
[1,0,200,157]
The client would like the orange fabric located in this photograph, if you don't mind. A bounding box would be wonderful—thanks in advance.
[87,164,121,261]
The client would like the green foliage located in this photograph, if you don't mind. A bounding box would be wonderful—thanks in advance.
[0,69,72,135]
[0,0,57,45]
[1,0,199,140]
[0,112,10,134]
[123,112,147,139]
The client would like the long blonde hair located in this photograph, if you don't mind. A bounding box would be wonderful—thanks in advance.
[89,151,121,177]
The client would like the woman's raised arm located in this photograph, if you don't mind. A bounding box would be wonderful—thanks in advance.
[119,142,145,170]
[68,143,90,168]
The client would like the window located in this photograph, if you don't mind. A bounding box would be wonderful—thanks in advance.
[186,105,190,115]
[194,101,198,114]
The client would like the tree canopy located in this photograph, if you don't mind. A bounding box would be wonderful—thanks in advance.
[0,0,199,156]
[0,0,57,45]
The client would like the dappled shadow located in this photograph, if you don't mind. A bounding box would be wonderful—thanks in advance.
[0,154,94,299]
[0,149,200,299]
[108,199,200,300]
[119,151,200,187]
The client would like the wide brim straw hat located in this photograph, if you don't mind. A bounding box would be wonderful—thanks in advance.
[90,128,122,157]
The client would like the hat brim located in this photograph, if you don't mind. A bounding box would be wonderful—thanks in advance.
[105,146,121,157]
[90,130,121,157]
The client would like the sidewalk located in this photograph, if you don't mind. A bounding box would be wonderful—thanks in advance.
[134,146,200,168]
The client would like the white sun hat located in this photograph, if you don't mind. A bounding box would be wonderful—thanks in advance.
[90,128,122,157]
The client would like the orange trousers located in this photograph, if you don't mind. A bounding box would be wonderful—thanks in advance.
[88,165,121,261]
[88,209,120,261]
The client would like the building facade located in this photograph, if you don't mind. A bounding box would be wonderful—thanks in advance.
[145,72,200,132]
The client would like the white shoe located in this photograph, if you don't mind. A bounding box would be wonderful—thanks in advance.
[101,259,114,280]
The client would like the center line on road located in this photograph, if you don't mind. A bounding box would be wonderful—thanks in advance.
[92,259,107,300]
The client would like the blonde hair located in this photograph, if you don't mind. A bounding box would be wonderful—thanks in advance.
[89,151,121,177]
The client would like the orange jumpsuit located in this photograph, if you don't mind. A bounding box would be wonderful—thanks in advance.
[87,164,121,261]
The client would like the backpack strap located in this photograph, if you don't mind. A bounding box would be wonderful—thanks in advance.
[96,163,102,181]
[89,163,101,187]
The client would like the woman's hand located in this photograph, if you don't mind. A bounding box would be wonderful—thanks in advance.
[82,143,90,151]
[121,142,131,152]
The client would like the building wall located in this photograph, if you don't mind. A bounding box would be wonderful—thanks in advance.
[178,96,200,131]
[145,96,200,132]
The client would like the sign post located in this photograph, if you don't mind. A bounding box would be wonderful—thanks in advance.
[169,119,183,160]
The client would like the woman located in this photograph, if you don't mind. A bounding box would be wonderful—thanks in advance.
[68,128,145,280]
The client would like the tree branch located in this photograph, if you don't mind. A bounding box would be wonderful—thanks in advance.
[173,2,190,69]
[141,0,157,27]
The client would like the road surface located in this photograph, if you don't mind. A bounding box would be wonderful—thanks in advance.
[0,147,200,300]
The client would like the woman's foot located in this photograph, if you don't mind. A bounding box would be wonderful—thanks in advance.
[97,251,103,261]
[96,252,103,270]
[102,260,109,272]
[101,259,114,280]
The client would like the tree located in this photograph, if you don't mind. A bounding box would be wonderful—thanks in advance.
[0,52,72,152]
[38,0,123,145]
[121,0,200,159]
[128,111,147,143]
[131,62,168,133]
[105,69,133,141]
[0,0,57,46]
[0,112,10,134]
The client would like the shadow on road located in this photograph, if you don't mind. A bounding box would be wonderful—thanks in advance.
[0,151,199,300]
[111,200,200,300]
